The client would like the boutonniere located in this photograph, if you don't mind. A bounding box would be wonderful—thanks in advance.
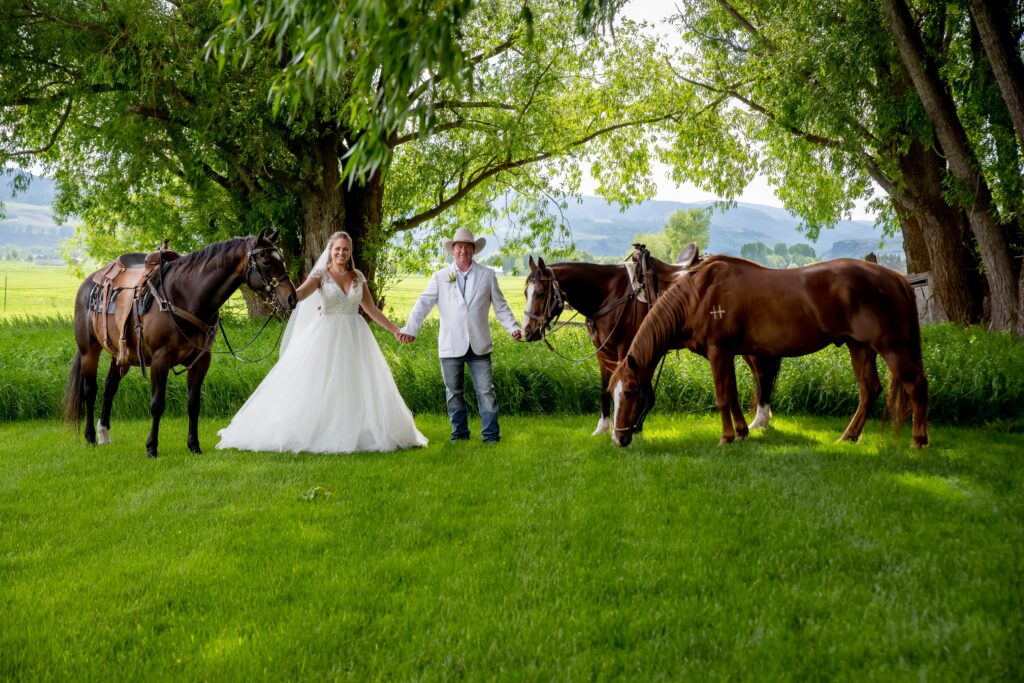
[448,271,457,284]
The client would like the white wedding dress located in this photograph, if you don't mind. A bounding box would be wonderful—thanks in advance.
[217,267,428,453]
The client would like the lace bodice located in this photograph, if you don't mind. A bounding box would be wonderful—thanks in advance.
[313,266,363,315]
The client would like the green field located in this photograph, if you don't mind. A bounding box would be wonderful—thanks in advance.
[2,415,1022,680]
[3,260,1022,680]
[0,260,527,322]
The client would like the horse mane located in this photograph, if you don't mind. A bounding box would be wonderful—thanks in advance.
[172,236,249,277]
[628,266,701,373]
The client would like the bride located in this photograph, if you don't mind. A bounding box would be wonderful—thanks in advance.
[217,231,428,453]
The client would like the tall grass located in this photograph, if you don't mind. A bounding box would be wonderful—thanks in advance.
[2,316,1022,426]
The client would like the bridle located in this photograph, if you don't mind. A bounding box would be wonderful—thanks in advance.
[523,266,565,336]
[148,237,294,375]
[613,384,653,439]
[244,240,290,314]
[524,263,633,362]
[612,355,669,440]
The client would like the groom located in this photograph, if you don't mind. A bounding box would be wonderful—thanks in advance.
[400,227,522,443]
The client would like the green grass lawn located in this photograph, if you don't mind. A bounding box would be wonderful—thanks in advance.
[2,414,1021,680]
[0,260,527,321]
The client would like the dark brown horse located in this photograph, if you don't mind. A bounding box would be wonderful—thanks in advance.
[63,232,297,457]
[521,246,783,435]
[609,256,928,448]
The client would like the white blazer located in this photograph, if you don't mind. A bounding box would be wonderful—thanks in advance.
[402,264,520,357]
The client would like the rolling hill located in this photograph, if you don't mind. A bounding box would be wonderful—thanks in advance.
[491,195,900,260]
[3,173,900,262]
[0,175,73,256]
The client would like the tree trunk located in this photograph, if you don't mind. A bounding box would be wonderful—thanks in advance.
[895,140,978,325]
[241,286,275,319]
[342,170,386,300]
[967,0,1024,147]
[295,133,346,275]
[881,0,1019,331]
[292,133,391,313]
[894,205,928,275]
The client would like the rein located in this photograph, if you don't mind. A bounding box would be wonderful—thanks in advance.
[139,239,288,376]
[528,266,636,364]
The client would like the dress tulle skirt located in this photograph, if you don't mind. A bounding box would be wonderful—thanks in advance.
[217,313,428,453]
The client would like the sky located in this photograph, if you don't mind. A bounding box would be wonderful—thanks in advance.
[581,0,877,221]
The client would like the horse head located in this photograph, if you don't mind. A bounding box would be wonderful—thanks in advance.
[245,229,297,314]
[521,256,564,342]
[610,354,655,447]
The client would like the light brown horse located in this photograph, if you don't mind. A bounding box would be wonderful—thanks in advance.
[63,232,297,457]
[521,246,783,435]
[609,256,928,448]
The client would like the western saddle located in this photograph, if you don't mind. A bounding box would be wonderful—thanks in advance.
[89,239,181,367]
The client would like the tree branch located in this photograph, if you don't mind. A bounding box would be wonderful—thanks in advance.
[390,110,687,233]
[9,97,73,156]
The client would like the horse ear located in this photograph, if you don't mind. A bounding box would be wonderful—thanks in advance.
[255,228,266,243]
[528,256,537,272]
[538,256,546,269]
[267,229,280,243]
[627,354,639,373]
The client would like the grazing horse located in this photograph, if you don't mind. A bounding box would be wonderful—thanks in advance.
[521,246,783,435]
[609,256,928,448]
[62,231,297,457]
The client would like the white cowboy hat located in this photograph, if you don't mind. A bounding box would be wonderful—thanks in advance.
[442,227,486,255]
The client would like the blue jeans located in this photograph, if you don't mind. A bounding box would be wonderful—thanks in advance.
[440,351,499,442]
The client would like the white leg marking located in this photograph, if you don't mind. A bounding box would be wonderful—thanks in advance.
[750,403,773,430]
[97,423,111,445]
[592,416,610,436]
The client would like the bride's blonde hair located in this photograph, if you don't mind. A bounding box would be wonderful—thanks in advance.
[327,231,356,274]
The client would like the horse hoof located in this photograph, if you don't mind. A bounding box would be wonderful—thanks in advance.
[147,451,158,459]
[189,447,203,455]
[97,425,111,445]
[718,437,734,447]
[912,436,928,449]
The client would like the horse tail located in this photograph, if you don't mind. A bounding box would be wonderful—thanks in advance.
[886,370,911,437]
[62,352,84,426]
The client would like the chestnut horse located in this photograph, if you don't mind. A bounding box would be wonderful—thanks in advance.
[63,232,297,457]
[610,256,928,448]
[521,246,783,435]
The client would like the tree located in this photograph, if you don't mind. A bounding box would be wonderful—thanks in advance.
[740,242,770,264]
[789,243,817,267]
[880,0,1019,332]
[1,0,685,314]
[664,207,711,253]
[661,0,1022,331]
[205,0,625,184]
[629,207,710,261]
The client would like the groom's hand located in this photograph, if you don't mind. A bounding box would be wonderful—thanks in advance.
[511,330,522,341]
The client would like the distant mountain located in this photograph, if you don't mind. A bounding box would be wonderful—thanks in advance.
[486,195,900,259]
[1,174,900,262]
[0,172,56,206]
[0,174,72,254]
